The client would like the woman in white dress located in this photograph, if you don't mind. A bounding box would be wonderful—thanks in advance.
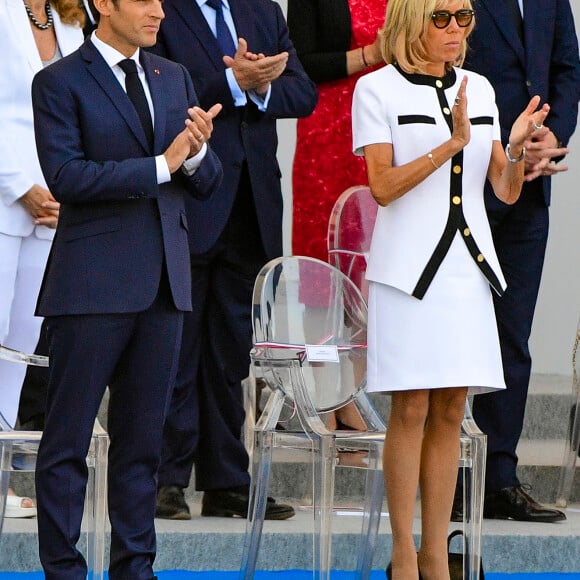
[0,0,84,516]
[351,0,549,577]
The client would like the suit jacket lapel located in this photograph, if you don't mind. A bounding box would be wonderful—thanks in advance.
[476,0,525,65]
[141,51,167,154]
[80,40,151,153]
[173,0,225,69]
[7,0,42,74]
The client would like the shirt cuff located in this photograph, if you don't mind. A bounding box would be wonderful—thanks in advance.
[226,68,248,107]
[182,143,208,176]
[156,155,171,184]
[248,86,271,112]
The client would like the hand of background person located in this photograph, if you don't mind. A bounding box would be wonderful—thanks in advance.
[238,45,269,95]
[223,38,288,95]
[36,200,60,228]
[523,126,569,181]
[164,104,222,173]
[19,184,60,228]
[364,30,384,67]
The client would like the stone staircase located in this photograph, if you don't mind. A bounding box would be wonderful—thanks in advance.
[1,373,579,575]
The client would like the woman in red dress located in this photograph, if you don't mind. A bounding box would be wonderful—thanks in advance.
[288,0,387,431]
[288,0,387,261]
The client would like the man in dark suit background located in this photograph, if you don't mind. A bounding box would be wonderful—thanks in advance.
[148,0,317,520]
[453,0,580,522]
[31,0,222,574]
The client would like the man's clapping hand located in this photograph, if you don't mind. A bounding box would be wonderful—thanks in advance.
[223,37,287,96]
[164,103,222,173]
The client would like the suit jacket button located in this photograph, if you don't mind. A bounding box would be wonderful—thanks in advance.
[453,165,462,174]
[477,254,484,263]
[463,228,470,237]
[452,196,461,205]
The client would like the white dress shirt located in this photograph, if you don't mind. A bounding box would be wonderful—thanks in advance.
[91,31,206,179]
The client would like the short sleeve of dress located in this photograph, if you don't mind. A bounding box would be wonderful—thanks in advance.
[484,76,501,142]
[352,71,392,156]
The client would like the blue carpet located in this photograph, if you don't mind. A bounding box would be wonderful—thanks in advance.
[1,573,580,579]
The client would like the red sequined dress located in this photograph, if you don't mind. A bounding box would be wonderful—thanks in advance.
[292,0,387,261]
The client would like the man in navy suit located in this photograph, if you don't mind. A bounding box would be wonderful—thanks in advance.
[31,0,222,575]
[148,0,317,520]
[452,0,580,522]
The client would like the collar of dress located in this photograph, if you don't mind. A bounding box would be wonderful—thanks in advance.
[394,64,457,89]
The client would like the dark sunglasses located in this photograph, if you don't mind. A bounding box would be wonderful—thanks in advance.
[431,9,475,29]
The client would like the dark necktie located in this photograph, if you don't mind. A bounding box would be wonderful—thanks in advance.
[118,59,154,151]
[506,0,524,44]
[206,0,236,58]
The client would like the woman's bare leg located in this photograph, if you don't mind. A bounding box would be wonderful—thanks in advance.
[384,389,429,580]
[418,387,468,580]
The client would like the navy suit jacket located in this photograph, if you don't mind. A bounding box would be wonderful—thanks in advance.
[149,0,317,258]
[32,39,222,316]
[464,0,580,206]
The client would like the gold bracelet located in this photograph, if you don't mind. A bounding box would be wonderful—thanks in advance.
[361,46,369,68]
[427,152,440,169]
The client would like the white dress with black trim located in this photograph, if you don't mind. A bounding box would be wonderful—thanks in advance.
[352,64,506,394]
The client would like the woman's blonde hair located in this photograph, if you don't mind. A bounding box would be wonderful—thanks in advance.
[53,0,86,27]
[378,0,474,74]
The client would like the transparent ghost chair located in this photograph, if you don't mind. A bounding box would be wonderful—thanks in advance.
[239,256,386,580]
[327,185,486,580]
[556,319,580,507]
[0,344,109,580]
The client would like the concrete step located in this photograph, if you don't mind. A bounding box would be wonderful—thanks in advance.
[521,374,574,440]
[177,439,580,506]
[1,502,580,574]
[365,374,576,441]
[226,373,580,504]
[3,372,579,575]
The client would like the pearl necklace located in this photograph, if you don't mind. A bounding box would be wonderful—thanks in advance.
[23,0,54,30]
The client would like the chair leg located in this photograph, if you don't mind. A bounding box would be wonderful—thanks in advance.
[355,445,384,580]
[241,372,257,459]
[84,430,108,580]
[556,396,580,508]
[462,433,486,580]
[239,430,275,580]
[0,441,11,536]
[312,437,336,580]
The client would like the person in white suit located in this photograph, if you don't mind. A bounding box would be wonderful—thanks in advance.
[0,0,84,517]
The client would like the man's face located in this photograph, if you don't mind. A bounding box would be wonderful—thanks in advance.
[96,0,164,56]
